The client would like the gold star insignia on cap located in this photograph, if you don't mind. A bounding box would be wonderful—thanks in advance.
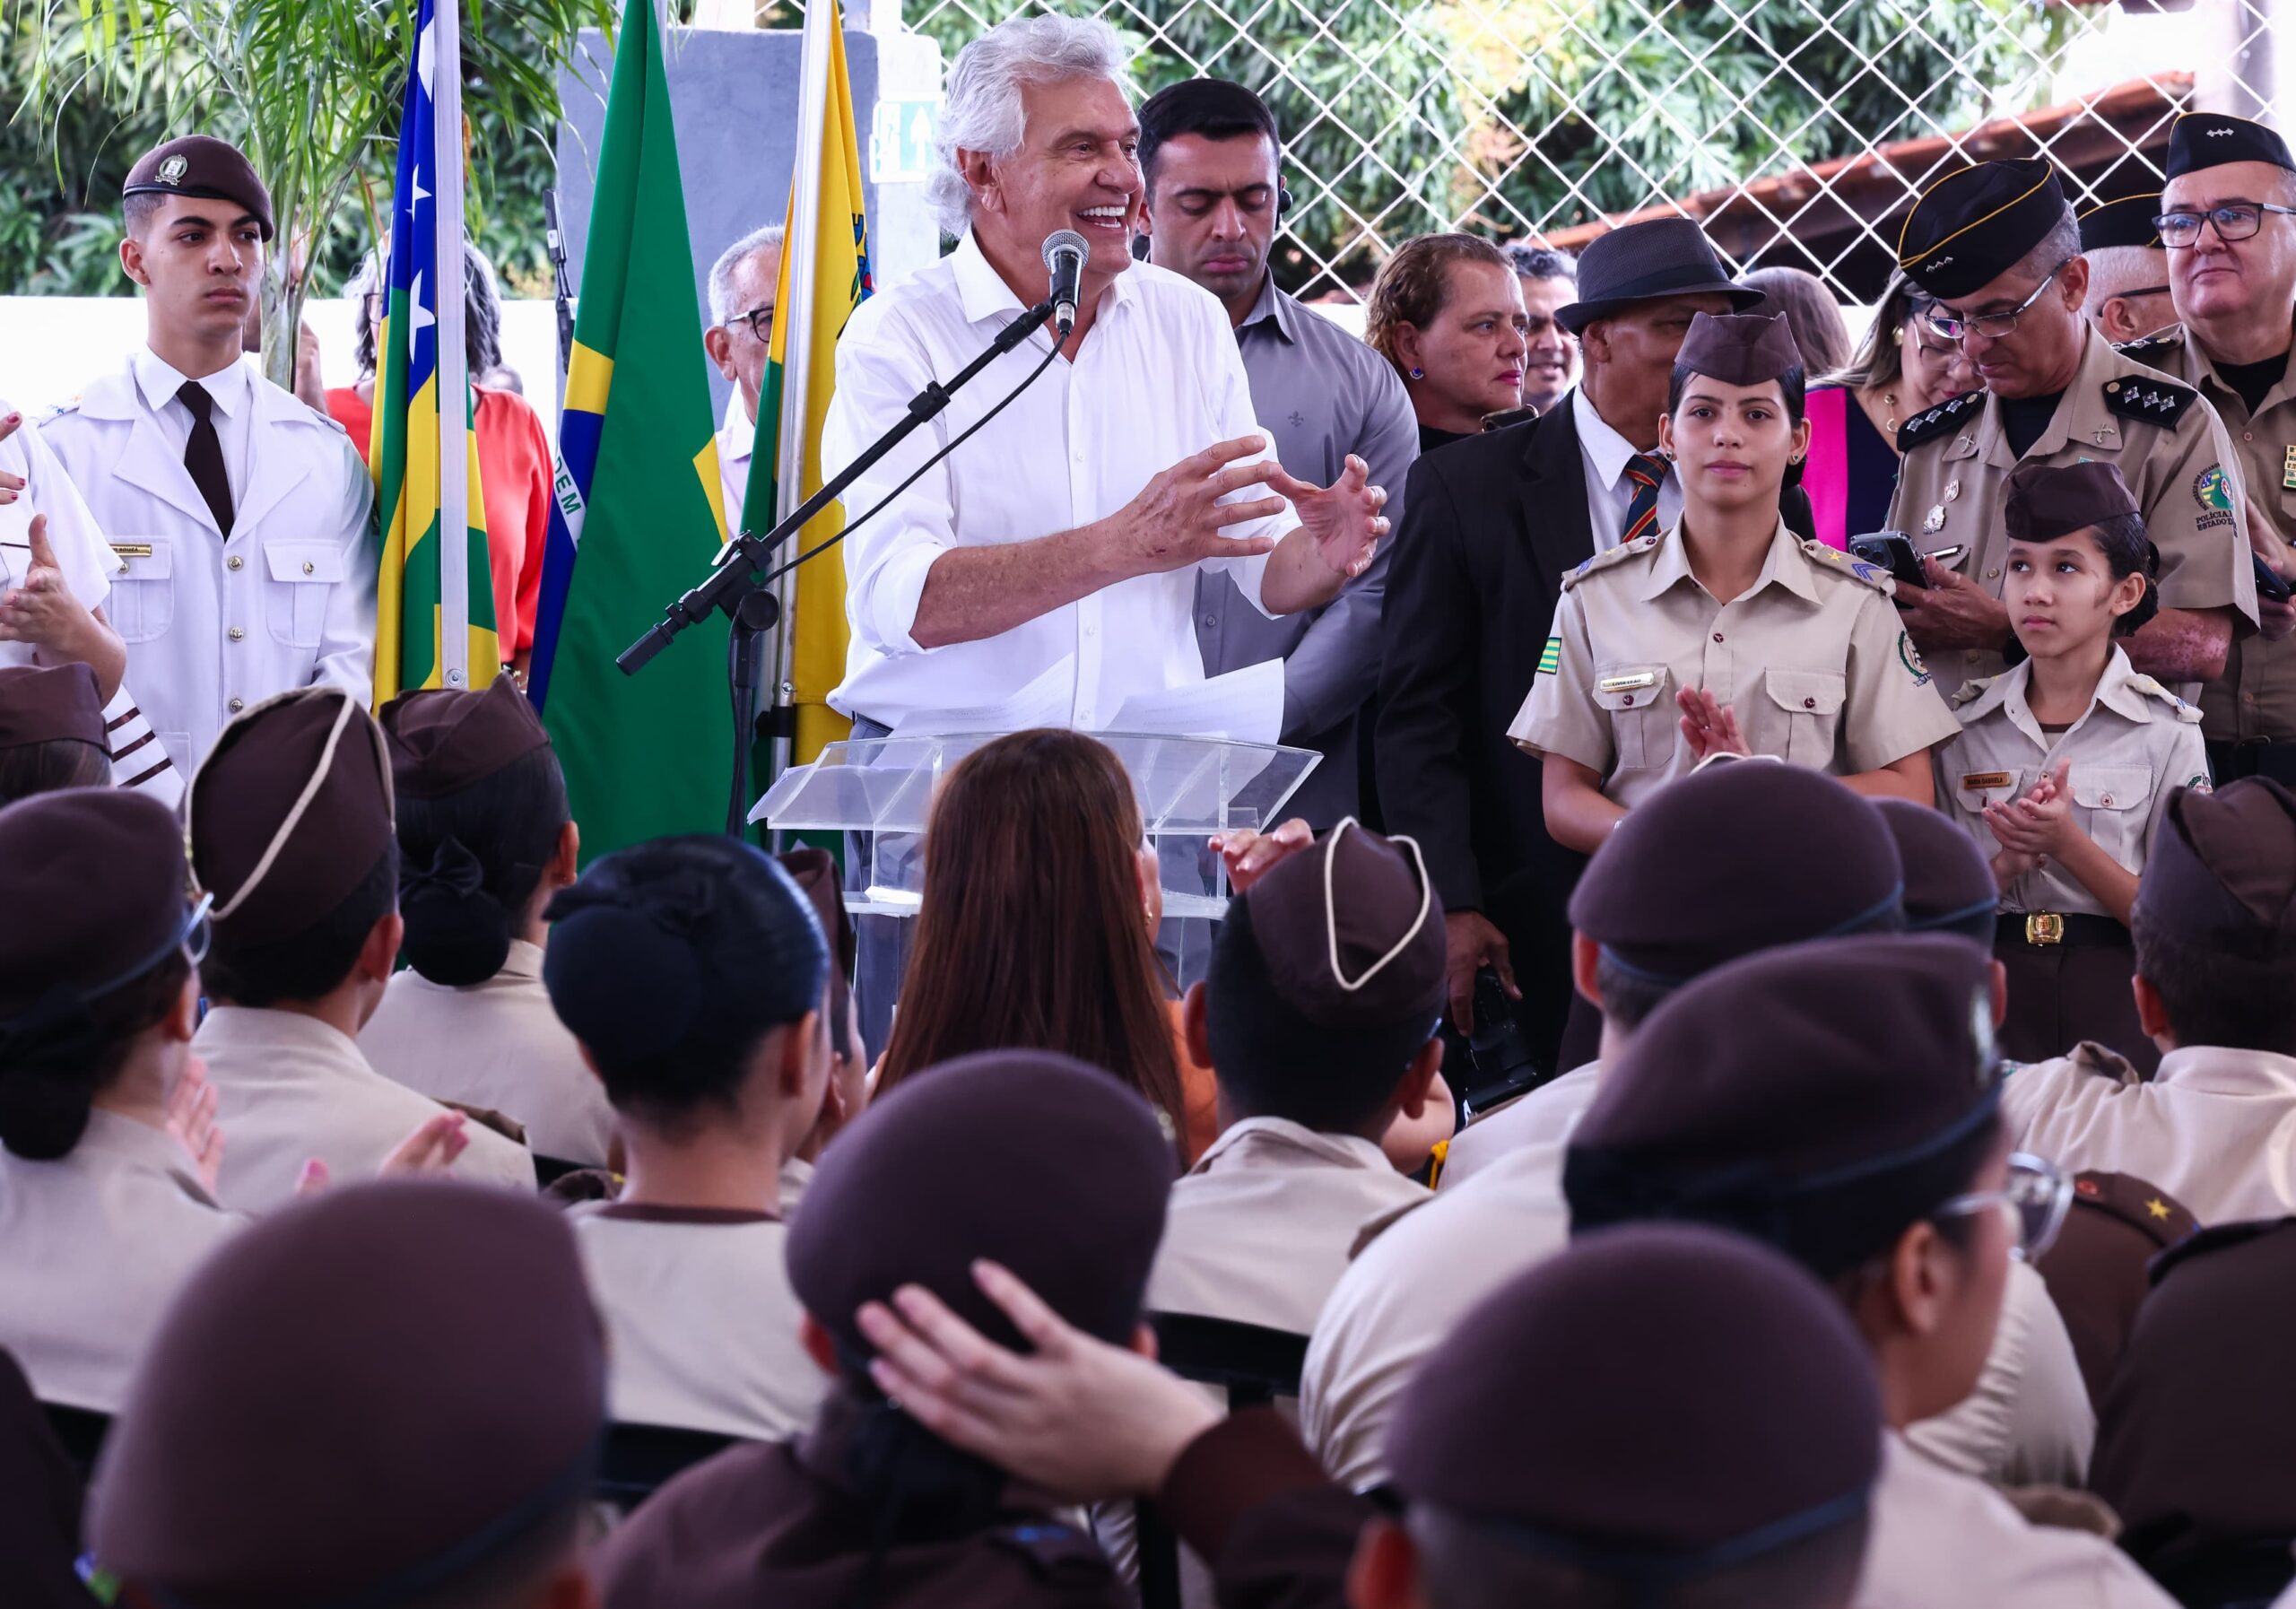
[2147,1197,2171,1220]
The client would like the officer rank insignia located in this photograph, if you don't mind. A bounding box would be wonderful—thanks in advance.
[1897,389,1983,450]
[1536,638,1561,676]
[2102,376,2195,428]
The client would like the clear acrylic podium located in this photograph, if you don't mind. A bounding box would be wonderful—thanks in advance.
[752,732,1321,918]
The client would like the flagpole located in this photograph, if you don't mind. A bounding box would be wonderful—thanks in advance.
[434,0,472,689]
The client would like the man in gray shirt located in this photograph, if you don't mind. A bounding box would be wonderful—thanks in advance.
[1138,78,1418,827]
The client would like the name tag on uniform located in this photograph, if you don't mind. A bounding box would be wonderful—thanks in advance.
[109,542,155,559]
[1597,671,1660,693]
[1961,770,2013,791]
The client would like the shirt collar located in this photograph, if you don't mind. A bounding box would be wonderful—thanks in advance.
[2091,645,2155,724]
[1635,519,1811,603]
[1237,274,1297,344]
[1187,1113,1395,1177]
[718,386,756,454]
[2153,1043,2296,1093]
[951,229,1137,328]
[1573,386,1659,491]
[134,346,249,418]
[498,938,546,981]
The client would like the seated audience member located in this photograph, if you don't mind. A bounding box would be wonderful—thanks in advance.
[2076,195,2175,344]
[0,1347,83,1607]
[2091,1218,2296,1606]
[1744,264,1852,374]
[0,790,238,1412]
[1502,242,1579,415]
[0,663,111,807]
[1317,762,2090,1496]
[2002,778,2296,1222]
[360,680,613,1171]
[1874,795,1999,941]
[1561,937,2171,1607]
[590,1050,1175,1609]
[1363,234,1529,453]
[541,834,833,1440]
[82,1181,603,1609]
[187,688,534,1213]
[773,847,867,1212]
[2033,1170,2198,1409]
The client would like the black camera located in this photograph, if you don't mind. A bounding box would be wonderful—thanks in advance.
[1455,968,1549,1122]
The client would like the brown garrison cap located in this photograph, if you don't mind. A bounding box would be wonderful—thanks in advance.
[379,679,552,800]
[1569,758,1902,985]
[1239,819,1445,1029]
[2005,460,2141,546]
[1387,1224,1881,1564]
[2165,111,2296,178]
[776,847,855,1033]
[88,1180,605,1608]
[1898,159,2071,300]
[0,790,190,1023]
[188,687,396,946]
[2090,1216,2296,1584]
[2134,778,2296,951]
[0,663,106,753]
[787,1050,1175,1359]
[1566,935,2003,1279]
[1674,311,1804,387]
[121,135,274,240]
[1874,796,1996,936]
[2034,1170,2198,1408]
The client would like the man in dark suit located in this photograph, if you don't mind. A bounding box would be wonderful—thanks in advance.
[1378,218,1792,1075]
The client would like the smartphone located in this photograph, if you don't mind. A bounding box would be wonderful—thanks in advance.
[2256,551,2292,605]
[1848,531,1928,591]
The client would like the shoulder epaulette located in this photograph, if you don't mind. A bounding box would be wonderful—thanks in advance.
[1800,539,1893,592]
[2066,1039,2144,1087]
[2102,374,2197,430]
[2125,671,2205,722]
[1950,674,2001,709]
[1896,389,1983,452]
[2114,326,2187,365]
[1561,532,1660,592]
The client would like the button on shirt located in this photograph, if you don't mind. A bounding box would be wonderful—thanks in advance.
[826,235,1290,731]
[1575,387,1682,551]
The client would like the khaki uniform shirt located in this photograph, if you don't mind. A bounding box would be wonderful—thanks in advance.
[2117,326,2296,743]
[0,1109,241,1411]
[1887,327,2258,700]
[567,1203,824,1440]
[359,940,619,1169]
[1510,520,1961,807]
[1438,1062,1601,1189]
[1861,1433,2177,1608]
[2005,1040,2296,1224]
[194,1005,535,1214]
[1938,647,2211,918]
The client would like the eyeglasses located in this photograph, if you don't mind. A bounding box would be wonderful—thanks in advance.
[1933,1152,2073,1263]
[2153,201,2296,248]
[1923,260,2071,344]
[723,304,775,344]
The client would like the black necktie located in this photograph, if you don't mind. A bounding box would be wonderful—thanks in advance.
[178,381,234,536]
[1622,451,1667,543]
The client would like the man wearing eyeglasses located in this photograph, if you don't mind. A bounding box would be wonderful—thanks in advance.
[2116,113,2296,787]
[2077,193,2175,344]
[1890,158,2257,700]
[702,223,785,534]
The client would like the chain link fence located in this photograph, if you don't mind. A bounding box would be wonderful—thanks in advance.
[870,0,2279,301]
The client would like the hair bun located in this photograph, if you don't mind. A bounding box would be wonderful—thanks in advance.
[0,1059,98,1160]
[2117,574,2162,638]
[397,835,513,987]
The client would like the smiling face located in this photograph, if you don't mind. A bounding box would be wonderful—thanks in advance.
[2003,526,2147,658]
[2163,159,2296,328]
[1659,371,1809,517]
[1517,273,1580,413]
[962,74,1144,290]
[121,193,264,346]
[1141,128,1280,314]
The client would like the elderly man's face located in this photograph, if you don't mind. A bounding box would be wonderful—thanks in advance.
[2165,159,2296,331]
[703,242,782,421]
[965,74,1143,287]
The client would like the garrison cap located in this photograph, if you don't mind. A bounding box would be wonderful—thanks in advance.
[1874,796,1996,937]
[2033,1170,2198,1408]
[2133,778,2296,954]
[1239,819,1445,1029]
[2078,194,2165,252]
[0,663,105,754]
[1565,935,2004,1279]
[2164,111,2296,179]
[86,1180,606,1608]
[1387,1224,1880,1574]
[2005,459,2141,546]
[0,789,190,1026]
[1674,311,1804,387]
[776,847,856,1037]
[1897,160,2071,300]
[1555,217,1763,335]
[787,1050,1175,1360]
[187,687,396,946]
[379,679,553,801]
[121,135,274,240]
[1568,758,1902,986]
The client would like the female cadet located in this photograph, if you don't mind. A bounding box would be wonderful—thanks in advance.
[1939,459,2209,1074]
[1513,311,1962,855]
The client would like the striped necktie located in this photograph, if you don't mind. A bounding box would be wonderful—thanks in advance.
[1621,451,1667,543]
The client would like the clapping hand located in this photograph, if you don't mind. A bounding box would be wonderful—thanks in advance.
[1208,816,1313,891]
[1261,453,1387,579]
[164,1057,224,1197]
[1984,761,2075,865]
[1677,686,1752,762]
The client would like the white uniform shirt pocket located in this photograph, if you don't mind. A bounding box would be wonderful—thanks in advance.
[1760,669,1848,770]
[1590,664,1672,770]
[265,541,345,649]
[103,540,175,643]
[2070,764,2153,869]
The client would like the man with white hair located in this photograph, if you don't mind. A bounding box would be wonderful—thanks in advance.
[2077,194,2175,344]
[704,223,784,533]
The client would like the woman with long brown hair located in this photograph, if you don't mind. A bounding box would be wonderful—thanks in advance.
[877,728,1202,1152]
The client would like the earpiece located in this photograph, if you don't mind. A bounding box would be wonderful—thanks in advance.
[1277,181,1295,217]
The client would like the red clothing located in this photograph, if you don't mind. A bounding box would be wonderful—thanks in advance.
[327,385,553,656]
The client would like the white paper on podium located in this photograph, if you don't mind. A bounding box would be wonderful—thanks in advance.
[1100,659,1283,744]
[891,659,1074,738]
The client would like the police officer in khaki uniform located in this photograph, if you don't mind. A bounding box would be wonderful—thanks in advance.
[2077,193,2175,344]
[1890,159,2257,699]
[1514,312,1961,851]
[2116,113,2296,785]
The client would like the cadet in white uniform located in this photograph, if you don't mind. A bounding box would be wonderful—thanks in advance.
[2004,777,2296,1223]
[543,833,835,1440]
[360,680,612,1171]
[0,788,239,1411]
[185,687,533,1214]
[39,135,375,778]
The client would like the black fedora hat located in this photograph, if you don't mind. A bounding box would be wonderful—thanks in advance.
[1556,217,1763,334]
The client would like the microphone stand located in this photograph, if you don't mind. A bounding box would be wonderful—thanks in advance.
[617,296,1061,837]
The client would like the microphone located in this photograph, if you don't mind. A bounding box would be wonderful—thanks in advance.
[1042,229,1088,336]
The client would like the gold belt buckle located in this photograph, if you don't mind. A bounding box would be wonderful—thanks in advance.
[2025,912,2065,947]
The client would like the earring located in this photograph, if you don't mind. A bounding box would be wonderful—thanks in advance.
[1408,366,1424,380]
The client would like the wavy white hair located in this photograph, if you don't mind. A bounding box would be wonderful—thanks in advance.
[926,13,1132,238]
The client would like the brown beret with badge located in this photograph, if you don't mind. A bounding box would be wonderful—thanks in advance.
[0,662,107,754]
[379,678,553,800]
[1897,158,2071,301]
[121,135,274,240]
[1238,818,1446,1029]
[1674,310,1805,387]
[2005,459,2143,546]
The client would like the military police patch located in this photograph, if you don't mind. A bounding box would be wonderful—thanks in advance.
[2188,773,2213,794]
[1536,638,1561,676]
[2196,464,2234,512]
[1898,631,1931,687]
